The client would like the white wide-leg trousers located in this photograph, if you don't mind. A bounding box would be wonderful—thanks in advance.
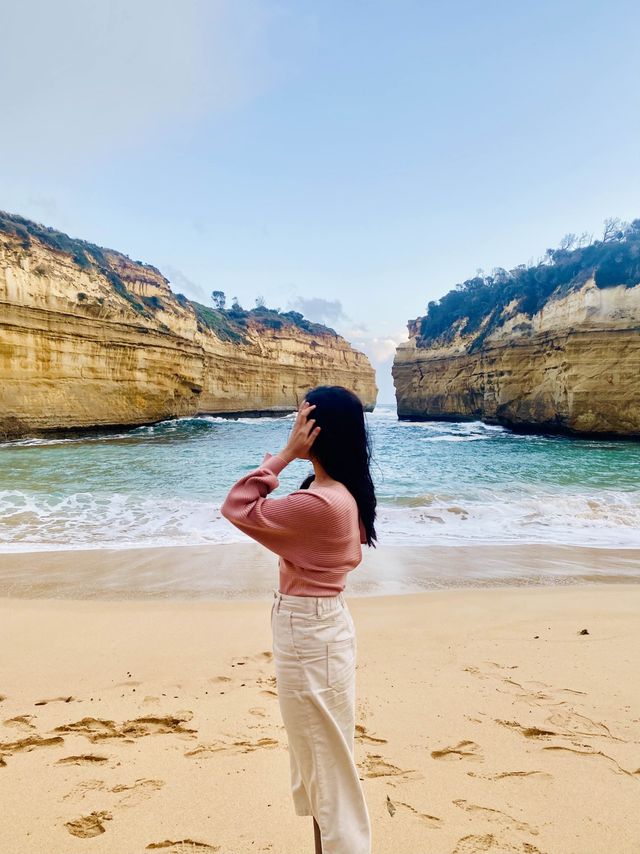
[271,588,372,854]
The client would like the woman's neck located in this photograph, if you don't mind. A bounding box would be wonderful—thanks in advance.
[310,454,334,486]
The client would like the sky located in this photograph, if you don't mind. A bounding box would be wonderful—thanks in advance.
[2,0,639,404]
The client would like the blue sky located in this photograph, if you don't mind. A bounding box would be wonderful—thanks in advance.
[2,0,639,403]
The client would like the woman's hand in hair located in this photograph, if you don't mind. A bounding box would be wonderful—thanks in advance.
[278,401,321,463]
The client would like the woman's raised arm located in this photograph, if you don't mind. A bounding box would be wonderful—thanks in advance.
[220,452,336,563]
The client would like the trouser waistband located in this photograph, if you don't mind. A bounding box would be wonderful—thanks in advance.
[273,588,345,616]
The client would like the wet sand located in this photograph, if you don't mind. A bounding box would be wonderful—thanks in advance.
[1,574,640,853]
[0,541,639,599]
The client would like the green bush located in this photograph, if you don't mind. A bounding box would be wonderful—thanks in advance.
[0,210,341,343]
[418,218,640,347]
[190,300,249,344]
[0,210,152,316]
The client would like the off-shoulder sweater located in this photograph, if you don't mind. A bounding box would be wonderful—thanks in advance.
[220,452,366,596]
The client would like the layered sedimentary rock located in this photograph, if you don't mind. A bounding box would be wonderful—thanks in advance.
[0,216,377,437]
[393,278,640,436]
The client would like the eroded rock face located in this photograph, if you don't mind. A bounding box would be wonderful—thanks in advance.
[0,227,377,438]
[392,278,640,437]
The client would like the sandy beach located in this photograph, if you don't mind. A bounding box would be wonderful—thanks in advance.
[1,555,640,854]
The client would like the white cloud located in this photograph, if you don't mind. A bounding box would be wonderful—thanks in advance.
[285,293,408,366]
[340,322,371,338]
[286,296,348,326]
[339,330,409,405]
[353,332,409,365]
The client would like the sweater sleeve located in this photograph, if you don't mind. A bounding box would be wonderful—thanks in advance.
[220,452,336,561]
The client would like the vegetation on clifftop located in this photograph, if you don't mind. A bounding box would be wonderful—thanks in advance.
[0,211,337,343]
[416,217,640,351]
[191,296,337,342]
[0,210,155,314]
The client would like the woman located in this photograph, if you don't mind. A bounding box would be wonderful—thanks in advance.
[220,385,377,854]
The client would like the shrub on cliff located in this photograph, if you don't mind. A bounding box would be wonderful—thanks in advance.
[0,210,150,316]
[193,290,336,340]
[0,210,340,344]
[418,217,640,348]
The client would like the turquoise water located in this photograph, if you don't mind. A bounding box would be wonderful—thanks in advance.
[1,404,639,551]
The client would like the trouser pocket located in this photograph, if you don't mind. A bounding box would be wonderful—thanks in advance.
[327,637,355,689]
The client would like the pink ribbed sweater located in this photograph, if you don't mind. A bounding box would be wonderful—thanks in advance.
[220,452,366,596]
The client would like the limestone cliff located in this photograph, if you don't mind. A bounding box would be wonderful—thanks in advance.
[0,213,377,437]
[393,232,640,437]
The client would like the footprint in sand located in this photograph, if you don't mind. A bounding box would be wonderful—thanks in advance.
[3,715,36,731]
[57,754,109,766]
[54,717,119,741]
[35,695,76,706]
[546,709,621,741]
[54,713,196,743]
[249,707,267,717]
[63,778,165,807]
[385,794,441,826]
[231,651,273,666]
[65,810,113,838]
[122,714,196,739]
[355,723,388,744]
[62,779,105,800]
[256,675,278,697]
[210,676,233,684]
[464,664,586,707]
[467,770,552,781]
[431,740,483,761]
[146,841,219,852]
[0,734,64,764]
[185,736,278,758]
[495,720,557,739]
[542,744,640,778]
[452,799,539,836]
[359,753,419,779]
[111,779,165,807]
[452,833,545,853]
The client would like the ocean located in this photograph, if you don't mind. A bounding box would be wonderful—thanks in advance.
[1,403,639,554]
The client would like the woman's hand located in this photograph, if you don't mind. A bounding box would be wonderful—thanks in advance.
[277,400,321,463]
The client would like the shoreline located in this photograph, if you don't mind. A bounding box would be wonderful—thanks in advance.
[0,405,379,443]
[395,409,640,440]
[1,583,639,853]
[0,541,638,600]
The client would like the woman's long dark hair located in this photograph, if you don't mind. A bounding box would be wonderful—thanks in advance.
[298,385,377,548]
